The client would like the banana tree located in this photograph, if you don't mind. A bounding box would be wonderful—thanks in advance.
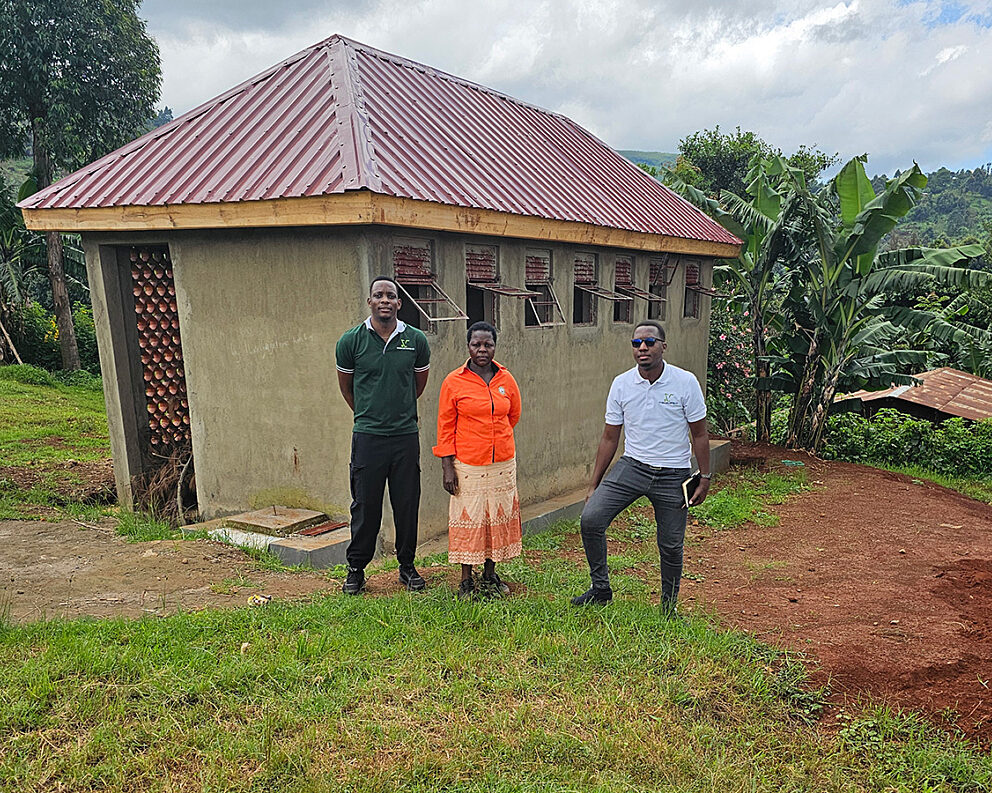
[777,157,989,452]
[669,155,806,440]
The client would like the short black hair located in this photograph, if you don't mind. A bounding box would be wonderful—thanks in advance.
[467,321,497,344]
[634,320,665,341]
[369,276,400,295]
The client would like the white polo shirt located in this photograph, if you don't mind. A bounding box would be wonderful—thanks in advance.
[604,363,707,468]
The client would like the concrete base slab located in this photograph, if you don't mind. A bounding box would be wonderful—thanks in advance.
[206,526,273,551]
[224,506,327,535]
[520,487,586,535]
[269,528,351,568]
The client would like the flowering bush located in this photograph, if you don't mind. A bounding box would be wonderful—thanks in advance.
[706,302,753,433]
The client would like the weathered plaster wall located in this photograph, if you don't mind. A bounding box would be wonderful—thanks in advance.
[83,225,713,553]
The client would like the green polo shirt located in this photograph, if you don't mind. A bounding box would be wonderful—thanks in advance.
[335,318,431,435]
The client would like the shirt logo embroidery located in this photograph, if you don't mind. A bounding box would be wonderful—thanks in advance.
[397,338,414,350]
[659,393,678,404]
[498,386,506,395]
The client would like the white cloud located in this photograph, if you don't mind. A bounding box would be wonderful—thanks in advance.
[141,0,992,176]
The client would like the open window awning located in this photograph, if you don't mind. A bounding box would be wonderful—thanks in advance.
[618,285,664,303]
[470,282,541,298]
[396,279,469,322]
[575,284,633,301]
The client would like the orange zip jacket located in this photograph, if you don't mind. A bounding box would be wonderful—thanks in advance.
[432,360,522,465]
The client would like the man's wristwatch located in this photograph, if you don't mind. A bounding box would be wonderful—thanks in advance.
[700,473,712,480]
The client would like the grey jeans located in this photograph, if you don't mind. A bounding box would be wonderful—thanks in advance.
[579,456,690,603]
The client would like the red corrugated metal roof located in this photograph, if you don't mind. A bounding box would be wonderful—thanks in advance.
[843,368,992,421]
[19,35,740,247]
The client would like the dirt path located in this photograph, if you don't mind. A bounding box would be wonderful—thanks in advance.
[676,444,992,746]
[0,520,338,621]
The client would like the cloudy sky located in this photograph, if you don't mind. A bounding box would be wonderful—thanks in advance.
[140,0,992,177]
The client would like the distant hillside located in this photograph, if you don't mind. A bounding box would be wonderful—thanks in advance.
[873,165,992,248]
[618,150,677,171]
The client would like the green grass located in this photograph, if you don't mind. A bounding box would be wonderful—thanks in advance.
[1,539,987,792]
[0,368,109,467]
[0,368,111,519]
[114,510,178,542]
[869,463,992,504]
[690,469,809,531]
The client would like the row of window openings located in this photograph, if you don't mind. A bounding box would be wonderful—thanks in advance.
[391,239,704,331]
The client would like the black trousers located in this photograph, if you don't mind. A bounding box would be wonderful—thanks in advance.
[347,431,421,569]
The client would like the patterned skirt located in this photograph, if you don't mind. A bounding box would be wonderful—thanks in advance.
[448,458,523,565]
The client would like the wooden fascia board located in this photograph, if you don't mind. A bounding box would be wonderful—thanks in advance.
[21,192,742,258]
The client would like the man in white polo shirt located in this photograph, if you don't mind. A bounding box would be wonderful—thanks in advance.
[572,320,711,611]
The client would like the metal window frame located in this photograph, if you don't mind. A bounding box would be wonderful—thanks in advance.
[524,281,566,327]
[473,282,542,298]
[618,285,665,303]
[396,278,469,322]
[575,284,633,302]
[650,254,678,287]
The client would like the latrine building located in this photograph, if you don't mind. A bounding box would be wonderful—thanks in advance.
[20,36,741,542]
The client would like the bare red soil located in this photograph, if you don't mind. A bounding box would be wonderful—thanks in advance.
[676,443,992,746]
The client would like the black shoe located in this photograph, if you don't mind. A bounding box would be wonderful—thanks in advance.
[399,565,426,592]
[457,577,476,600]
[342,567,365,595]
[660,598,682,621]
[480,572,510,598]
[571,586,613,606]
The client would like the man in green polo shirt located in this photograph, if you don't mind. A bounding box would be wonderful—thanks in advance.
[336,276,431,594]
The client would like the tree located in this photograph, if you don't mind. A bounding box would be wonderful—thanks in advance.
[772,158,989,452]
[669,154,808,441]
[0,0,160,369]
[670,126,836,199]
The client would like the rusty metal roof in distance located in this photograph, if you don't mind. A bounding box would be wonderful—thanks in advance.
[20,35,740,247]
[843,368,992,421]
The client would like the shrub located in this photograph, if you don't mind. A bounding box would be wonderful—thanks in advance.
[0,363,58,387]
[707,302,753,433]
[72,303,100,375]
[822,408,992,478]
[6,301,100,374]
[50,369,103,391]
[8,302,60,370]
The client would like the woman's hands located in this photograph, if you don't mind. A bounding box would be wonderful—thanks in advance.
[441,456,459,496]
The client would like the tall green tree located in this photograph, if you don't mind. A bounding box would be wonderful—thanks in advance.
[0,0,160,369]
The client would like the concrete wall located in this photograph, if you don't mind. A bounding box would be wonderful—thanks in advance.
[82,225,714,552]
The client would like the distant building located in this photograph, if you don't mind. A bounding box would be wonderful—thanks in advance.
[837,368,992,422]
[20,36,740,543]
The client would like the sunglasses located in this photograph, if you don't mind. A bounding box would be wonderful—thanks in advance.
[631,337,661,348]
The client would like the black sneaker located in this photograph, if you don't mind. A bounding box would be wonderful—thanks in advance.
[570,586,613,606]
[342,567,365,595]
[457,577,476,600]
[398,565,426,592]
[660,598,682,621]
[480,572,510,598]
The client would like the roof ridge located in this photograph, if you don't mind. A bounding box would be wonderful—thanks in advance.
[331,37,383,192]
[336,35,571,121]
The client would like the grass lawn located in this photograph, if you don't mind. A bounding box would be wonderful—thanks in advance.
[0,366,110,520]
[1,520,989,792]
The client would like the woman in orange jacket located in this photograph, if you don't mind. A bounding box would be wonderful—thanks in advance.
[433,321,522,598]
